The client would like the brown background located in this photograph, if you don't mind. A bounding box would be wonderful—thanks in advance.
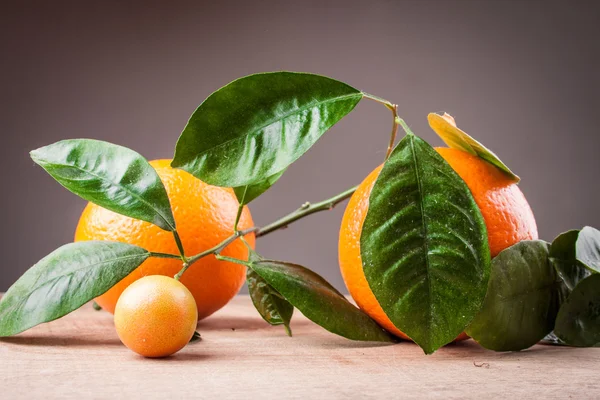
[1,0,599,292]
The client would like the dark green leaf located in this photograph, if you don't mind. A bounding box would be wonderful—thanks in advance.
[576,226,600,272]
[189,331,202,343]
[234,169,285,206]
[427,113,519,182]
[248,259,394,342]
[554,274,600,347]
[247,269,293,336]
[549,230,591,291]
[361,132,490,354]
[171,72,362,187]
[466,241,565,351]
[31,139,176,231]
[0,241,149,336]
[92,301,102,311]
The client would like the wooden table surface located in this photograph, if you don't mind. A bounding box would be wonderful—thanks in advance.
[1,295,599,399]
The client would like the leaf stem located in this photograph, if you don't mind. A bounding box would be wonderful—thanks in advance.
[385,104,399,160]
[396,118,415,136]
[173,184,358,280]
[362,92,394,109]
[362,93,399,160]
[255,185,358,238]
[172,230,188,263]
[234,203,244,232]
[173,227,259,280]
[150,252,183,259]
[215,254,249,265]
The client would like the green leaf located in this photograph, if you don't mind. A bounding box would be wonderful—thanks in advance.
[360,132,490,354]
[171,72,362,187]
[466,241,565,351]
[234,169,285,206]
[189,331,202,343]
[554,274,600,347]
[549,230,592,291]
[576,226,600,272]
[427,113,520,182]
[542,228,599,344]
[247,268,294,336]
[30,139,176,231]
[247,259,394,343]
[542,331,568,346]
[0,241,150,336]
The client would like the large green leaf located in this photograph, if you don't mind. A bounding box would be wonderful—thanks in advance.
[233,169,286,206]
[247,269,294,336]
[554,274,600,347]
[171,72,362,187]
[31,139,176,231]
[248,259,394,343]
[549,230,592,291]
[466,241,565,351]
[576,226,600,272]
[427,113,519,182]
[0,241,150,336]
[360,132,490,354]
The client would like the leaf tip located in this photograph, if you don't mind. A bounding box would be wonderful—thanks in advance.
[284,324,293,337]
[29,148,43,164]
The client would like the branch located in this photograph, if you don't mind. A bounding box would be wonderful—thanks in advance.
[256,185,358,238]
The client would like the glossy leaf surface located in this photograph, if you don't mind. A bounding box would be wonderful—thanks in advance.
[428,113,519,182]
[234,169,285,206]
[248,259,394,343]
[172,72,362,187]
[554,274,600,347]
[361,132,490,354]
[247,268,293,335]
[31,139,176,231]
[467,241,565,351]
[576,226,600,272]
[0,241,149,336]
[549,230,591,291]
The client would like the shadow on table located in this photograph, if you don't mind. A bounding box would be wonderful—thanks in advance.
[437,338,585,360]
[143,352,214,363]
[316,340,397,349]
[0,335,122,347]
[198,315,300,331]
[200,315,396,349]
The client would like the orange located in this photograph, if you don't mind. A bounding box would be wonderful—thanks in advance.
[339,149,538,340]
[114,275,198,358]
[75,159,255,319]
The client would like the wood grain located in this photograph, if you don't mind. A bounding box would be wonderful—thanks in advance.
[1,295,598,399]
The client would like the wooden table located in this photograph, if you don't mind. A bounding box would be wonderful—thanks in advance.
[1,295,598,399]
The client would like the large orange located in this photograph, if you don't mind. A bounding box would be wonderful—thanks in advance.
[339,148,538,340]
[75,159,255,319]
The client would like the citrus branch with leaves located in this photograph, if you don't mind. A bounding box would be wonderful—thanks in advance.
[0,72,598,356]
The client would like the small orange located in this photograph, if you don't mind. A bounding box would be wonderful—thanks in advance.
[114,275,198,358]
[339,148,538,341]
[75,159,255,319]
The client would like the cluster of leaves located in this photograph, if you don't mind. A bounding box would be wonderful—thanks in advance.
[0,72,392,344]
[468,229,600,351]
[0,72,598,355]
[360,115,600,353]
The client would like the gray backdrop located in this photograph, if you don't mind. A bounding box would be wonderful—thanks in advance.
[2,0,599,292]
